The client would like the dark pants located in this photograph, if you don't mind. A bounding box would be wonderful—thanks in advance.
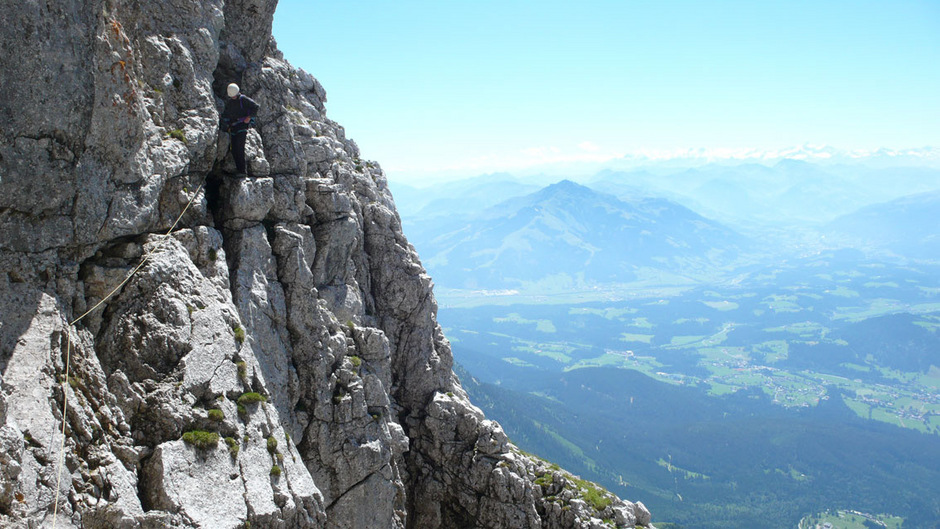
[230,129,248,173]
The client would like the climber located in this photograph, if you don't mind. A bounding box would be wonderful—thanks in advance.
[220,83,260,177]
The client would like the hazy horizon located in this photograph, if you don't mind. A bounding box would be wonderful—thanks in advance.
[381,144,940,187]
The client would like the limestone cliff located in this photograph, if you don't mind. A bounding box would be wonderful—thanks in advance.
[0,1,652,528]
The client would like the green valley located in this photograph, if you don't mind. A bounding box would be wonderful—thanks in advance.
[443,255,940,528]
[443,256,940,435]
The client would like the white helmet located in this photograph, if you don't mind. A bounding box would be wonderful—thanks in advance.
[227,83,240,98]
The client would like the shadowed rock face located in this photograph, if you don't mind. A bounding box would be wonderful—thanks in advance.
[0,2,650,528]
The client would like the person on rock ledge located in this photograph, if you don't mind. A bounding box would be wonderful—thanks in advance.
[221,83,260,177]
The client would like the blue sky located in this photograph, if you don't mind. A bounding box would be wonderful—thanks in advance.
[272,1,940,182]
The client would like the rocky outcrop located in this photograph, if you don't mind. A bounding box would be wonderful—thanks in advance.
[0,1,651,528]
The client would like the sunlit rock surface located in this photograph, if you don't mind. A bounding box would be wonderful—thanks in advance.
[0,1,652,527]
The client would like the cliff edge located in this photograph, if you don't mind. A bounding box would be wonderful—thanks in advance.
[0,1,651,527]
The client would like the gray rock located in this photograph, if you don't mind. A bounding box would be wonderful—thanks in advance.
[0,425,24,517]
[143,440,248,528]
[219,175,275,229]
[0,0,652,528]
[635,501,652,527]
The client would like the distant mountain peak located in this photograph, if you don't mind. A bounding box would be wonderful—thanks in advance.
[546,178,587,190]
[534,179,601,200]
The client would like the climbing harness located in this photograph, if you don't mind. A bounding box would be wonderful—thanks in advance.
[51,182,204,527]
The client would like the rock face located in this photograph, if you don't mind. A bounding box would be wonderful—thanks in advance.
[0,1,652,528]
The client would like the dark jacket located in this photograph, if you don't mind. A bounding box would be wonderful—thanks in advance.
[221,94,259,133]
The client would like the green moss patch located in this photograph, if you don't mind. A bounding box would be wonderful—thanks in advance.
[237,392,266,406]
[182,430,219,449]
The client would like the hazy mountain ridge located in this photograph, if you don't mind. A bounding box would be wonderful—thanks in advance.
[395,159,940,229]
[394,162,940,307]
[825,190,940,260]
[404,180,749,291]
[587,160,940,226]
[390,173,541,220]
[565,145,940,176]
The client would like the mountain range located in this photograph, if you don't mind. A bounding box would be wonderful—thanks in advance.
[394,163,940,299]
[402,180,749,291]
[393,160,940,228]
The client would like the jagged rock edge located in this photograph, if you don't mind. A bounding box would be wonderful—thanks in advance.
[0,1,652,528]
